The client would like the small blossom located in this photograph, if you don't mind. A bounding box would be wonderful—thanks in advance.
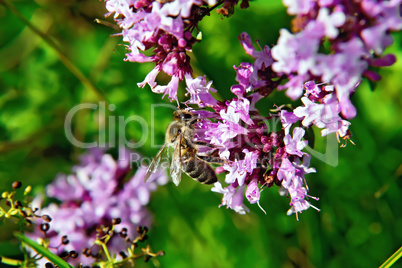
[184,74,218,108]
[284,127,308,157]
[280,110,302,135]
[282,0,315,15]
[245,178,260,204]
[212,182,250,215]
[316,8,346,39]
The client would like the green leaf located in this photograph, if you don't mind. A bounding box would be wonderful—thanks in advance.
[14,233,73,268]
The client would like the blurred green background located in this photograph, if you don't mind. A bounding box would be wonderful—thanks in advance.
[0,0,401,267]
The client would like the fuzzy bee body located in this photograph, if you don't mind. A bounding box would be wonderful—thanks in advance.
[181,147,218,185]
[145,110,220,186]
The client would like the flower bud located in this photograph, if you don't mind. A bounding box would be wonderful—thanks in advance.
[69,251,78,259]
[261,136,269,144]
[263,143,272,153]
[12,181,22,190]
[42,215,52,222]
[137,226,143,234]
[14,200,22,208]
[139,234,148,242]
[178,38,187,48]
[24,186,32,195]
[59,251,69,258]
[40,223,50,232]
[112,218,121,225]
[120,228,128,238]
[82,248,90,257]
[61,235,69,245]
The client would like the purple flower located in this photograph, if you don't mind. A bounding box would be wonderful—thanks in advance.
[286,199,315,219]
[272,24,323,80]
[242,149,260,174]
[245,178,260,204]
[294,155,316,175]
[277,157,296,189]
[184,74,218,108]
[239,32,274,70]
[284,127,308,157]
[278,155,318,219]
[137,66,160,89]
[99,0,402,219]
[228,97,254,125]
[280,110,303,135]
[29,148,167,265]
[232,62,256,93]
[273,0,401,119]
[223,149,259,186]
[316,8,346,38]
[293,84,352,137]
[106,0,252,104]
[282,0,315,15]
[212,182,250,215]
[153,75,180,104]
[223,160,248,186]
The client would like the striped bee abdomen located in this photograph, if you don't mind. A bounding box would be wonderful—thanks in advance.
[182,151,218,185]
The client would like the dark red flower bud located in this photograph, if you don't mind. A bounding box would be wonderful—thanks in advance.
[69,250,78,259]
[42,214,52,222]
[40,223,50,232]
[61,235,69,245]
[12,181,22,190]
[112,218,121,225]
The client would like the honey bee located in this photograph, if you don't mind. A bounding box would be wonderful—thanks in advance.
[144,110,222,186]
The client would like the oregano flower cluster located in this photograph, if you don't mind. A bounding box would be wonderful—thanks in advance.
[29,148,167,266]
[105,0,250,104]
[104,0,401,218]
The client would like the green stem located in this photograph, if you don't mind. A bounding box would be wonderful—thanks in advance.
[0,256,23,266]
[101,242,112,262]
[380,246,402,268]
[1,0,109,105]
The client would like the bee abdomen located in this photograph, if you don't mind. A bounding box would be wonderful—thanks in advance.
[182,158,217,185]
[196,164,217,184]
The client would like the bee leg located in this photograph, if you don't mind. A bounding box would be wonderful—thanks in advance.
[188,117,200,126]
[180,137,189,149]
[193,141,215,147]
[196,155,225,164]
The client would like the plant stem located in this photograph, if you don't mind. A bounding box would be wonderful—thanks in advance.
[0,256,23,266]
[380,246,402,268]
[101,242,112,262]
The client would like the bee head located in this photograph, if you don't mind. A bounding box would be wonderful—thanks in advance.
[166,121,182,143]
[174,110,193,122]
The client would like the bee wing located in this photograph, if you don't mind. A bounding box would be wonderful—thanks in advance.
[144,143,167,182]
[170,138,182,186]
